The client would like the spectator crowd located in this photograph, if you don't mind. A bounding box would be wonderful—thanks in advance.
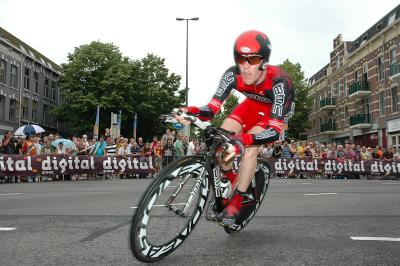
[0,128,205,183]
[1,129,398,183]
[261,140,399,162]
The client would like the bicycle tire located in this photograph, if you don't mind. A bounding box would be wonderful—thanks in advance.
[130,156,209,262]
[224,159,271,234]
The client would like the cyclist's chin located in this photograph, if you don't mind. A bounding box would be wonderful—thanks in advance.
[243,77,256,85]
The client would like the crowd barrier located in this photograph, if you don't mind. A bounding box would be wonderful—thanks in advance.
[0,155,399,180]
[0,154,154,176]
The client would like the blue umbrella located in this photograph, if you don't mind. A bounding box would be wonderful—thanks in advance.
[51,139,77,150]
[14,124,45,136]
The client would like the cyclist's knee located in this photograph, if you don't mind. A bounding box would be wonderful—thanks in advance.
[244,146,262,158]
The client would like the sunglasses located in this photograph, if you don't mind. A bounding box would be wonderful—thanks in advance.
[236,55,264,65]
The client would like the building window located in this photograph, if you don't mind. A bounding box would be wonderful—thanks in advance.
[363,64,368,81]
[22,98,29,120]
[44,78,50,98]
[51,80,57,101]
[24,67,30,90]
[379,91,385,116]
[388,13,396,25]
[336,57,342,69]
[377,56,385,81]
[354,70,359,82]
[10,65,17,88]
[33,72,39,93]
[0,59,6,84]
[43,104,50,125]
[337,80,341,96]
[389,48,398,76]
[363,98,370,114]
[9,99,17,121]
[390,48,397,66]
[391,135,400,151]
[0,95,5,119]
[392,87,398,113]
[32,100,38,122]
[43,104,55,126]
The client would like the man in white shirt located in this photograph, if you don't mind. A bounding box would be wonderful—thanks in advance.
[105,137,117,156]
[186,138,198,156]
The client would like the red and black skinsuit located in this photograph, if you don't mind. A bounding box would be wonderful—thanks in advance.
[187,65,295,146]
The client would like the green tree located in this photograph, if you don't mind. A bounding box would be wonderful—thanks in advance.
[278,59,312,140]
[53,41,183,138]
[133,54,183,139]
[212,94,239,127]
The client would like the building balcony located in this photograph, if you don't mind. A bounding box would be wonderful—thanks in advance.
[350,113,371,129]
[320,123,337,134]
[390,63,400,77]
[319,97,336,111]
[348,80,370,99]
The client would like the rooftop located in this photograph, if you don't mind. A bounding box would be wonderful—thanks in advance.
[308,4,399,85]
[0,27,61,73]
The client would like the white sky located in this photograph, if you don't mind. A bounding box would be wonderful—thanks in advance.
[0,0,399,106]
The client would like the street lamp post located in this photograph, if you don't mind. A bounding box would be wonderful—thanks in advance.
[176,17,199,108]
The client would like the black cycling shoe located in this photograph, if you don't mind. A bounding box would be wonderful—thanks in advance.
[215,207,239,226]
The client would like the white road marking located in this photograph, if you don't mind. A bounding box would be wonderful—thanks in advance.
[0,227,16,231]
[304,193,338,196]
[351,237,400,242]
[381,182,400,185]
[130,203,186,209]
[0,193,21,196]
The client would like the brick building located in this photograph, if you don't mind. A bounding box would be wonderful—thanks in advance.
[308,4,400,149]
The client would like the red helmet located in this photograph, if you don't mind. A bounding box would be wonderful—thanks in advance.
[234,30,271,70]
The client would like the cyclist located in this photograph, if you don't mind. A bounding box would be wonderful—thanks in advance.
[176,30,295,226]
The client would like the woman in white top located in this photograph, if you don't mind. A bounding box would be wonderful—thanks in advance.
[56,142,67,154]
[118,138,131,156]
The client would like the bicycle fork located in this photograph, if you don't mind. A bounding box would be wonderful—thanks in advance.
[166,167,206,217]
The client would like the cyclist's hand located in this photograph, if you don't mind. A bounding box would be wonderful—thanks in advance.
[222,134,246,162]
[173,108,191,126]
[222,143,238,163]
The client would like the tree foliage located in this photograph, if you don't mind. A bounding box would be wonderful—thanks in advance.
[211,94,239,127]
[278,59,312,140]
[53,41,184,139]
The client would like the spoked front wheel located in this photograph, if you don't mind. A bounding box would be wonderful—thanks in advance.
[130,156,209,263]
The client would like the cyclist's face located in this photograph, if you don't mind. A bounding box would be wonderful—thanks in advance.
[237,55,264,85]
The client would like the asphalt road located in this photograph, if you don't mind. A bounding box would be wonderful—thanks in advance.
[0,178,399,265]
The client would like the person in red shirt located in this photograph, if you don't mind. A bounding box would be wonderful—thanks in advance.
[176,30,295,226]
[150,136,158,150]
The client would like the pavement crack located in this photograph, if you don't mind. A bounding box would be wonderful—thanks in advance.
[80,220,131,242]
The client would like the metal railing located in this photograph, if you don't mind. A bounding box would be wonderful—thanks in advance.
[320,123,337,132]
[349,80,370,95]
[320,97,336,108]
[350,113,371,126]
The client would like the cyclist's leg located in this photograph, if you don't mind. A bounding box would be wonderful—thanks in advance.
[215,125,264,225]
[220,117,243,134]
[236,126,264,192]
[220,118,242,171]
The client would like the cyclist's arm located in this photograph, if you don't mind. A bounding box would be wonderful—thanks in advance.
[187,66,238,121]
[238,76,295,146]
